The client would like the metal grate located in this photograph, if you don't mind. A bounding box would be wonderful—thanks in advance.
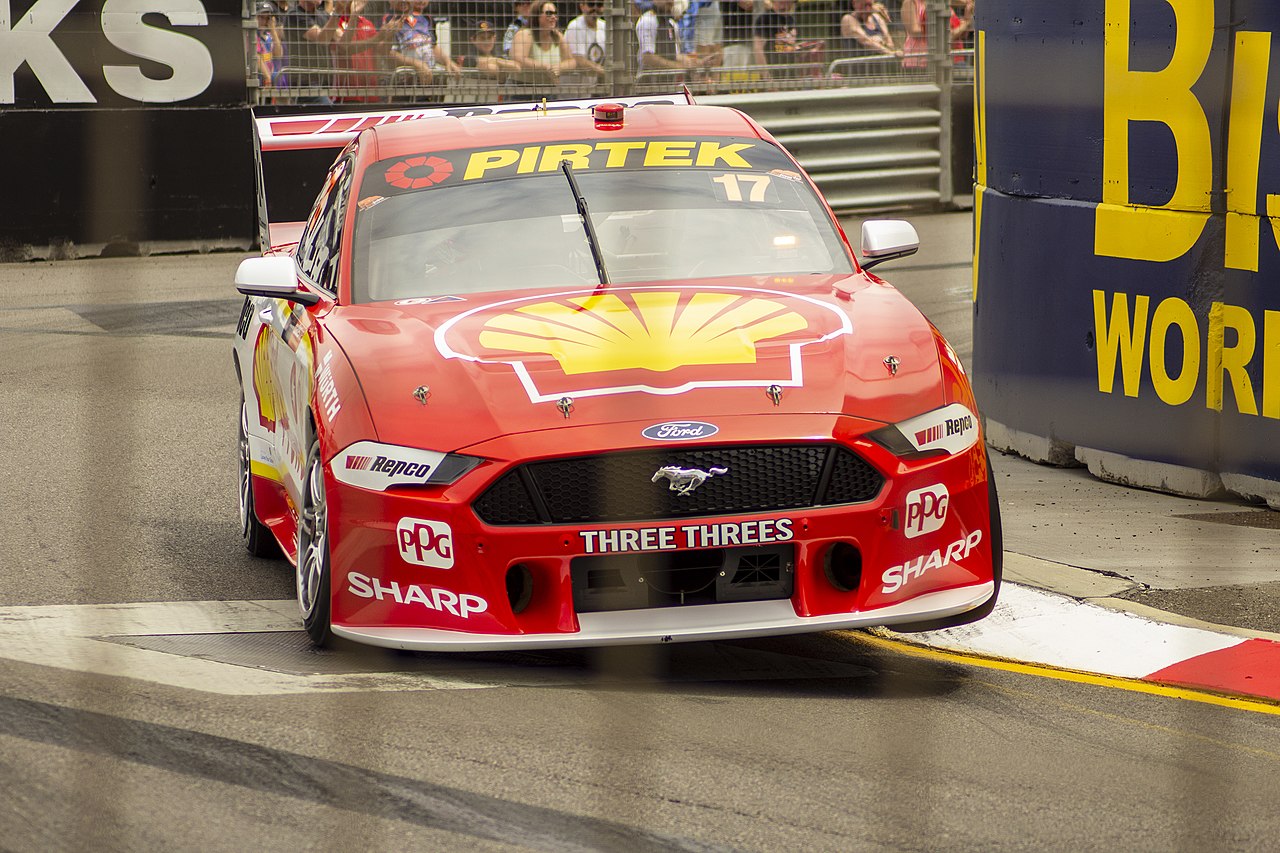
[472,444,883,526]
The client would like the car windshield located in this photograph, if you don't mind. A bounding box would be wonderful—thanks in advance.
[351,143,853,303]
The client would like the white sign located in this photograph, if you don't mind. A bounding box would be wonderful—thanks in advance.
[1,0,214,104]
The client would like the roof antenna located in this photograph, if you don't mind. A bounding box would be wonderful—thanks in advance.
[682,84,696,105]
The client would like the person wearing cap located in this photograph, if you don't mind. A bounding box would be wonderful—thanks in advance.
[255,1,287,97]
[503,0,532,56]
[460,21,522,77]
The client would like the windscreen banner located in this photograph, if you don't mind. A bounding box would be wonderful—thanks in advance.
[973,0,1280,503]
[0,0,252,256]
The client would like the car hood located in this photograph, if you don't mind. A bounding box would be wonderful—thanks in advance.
[324,275,946,453]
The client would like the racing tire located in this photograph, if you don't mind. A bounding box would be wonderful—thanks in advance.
[239,396,280,559]
[890,451,1003,633]
[297,436,333,646]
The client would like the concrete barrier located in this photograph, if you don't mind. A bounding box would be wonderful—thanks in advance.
[973,0,1280,508]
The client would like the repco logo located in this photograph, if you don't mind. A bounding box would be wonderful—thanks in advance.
[1,0,215,104]
[397,518,454,568]
[903,483,948,539]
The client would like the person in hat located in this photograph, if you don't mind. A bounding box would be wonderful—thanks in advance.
[255,0,287,95]
[460,20,522,76]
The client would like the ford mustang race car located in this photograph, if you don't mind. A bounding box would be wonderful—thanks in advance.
[233,94,1001,650]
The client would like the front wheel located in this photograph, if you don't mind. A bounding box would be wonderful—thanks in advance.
[297,436,333,646]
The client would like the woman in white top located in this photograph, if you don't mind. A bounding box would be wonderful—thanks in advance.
[510,1,577,82]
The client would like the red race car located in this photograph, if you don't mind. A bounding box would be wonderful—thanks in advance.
[233,94,1001,650]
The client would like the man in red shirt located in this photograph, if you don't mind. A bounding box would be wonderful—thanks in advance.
[331,0,401,102]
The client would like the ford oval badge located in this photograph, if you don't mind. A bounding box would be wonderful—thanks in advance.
[642,421,719,441]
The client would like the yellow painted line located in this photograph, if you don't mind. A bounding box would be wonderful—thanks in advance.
[972,28,987,302]
[846,631,1280,717]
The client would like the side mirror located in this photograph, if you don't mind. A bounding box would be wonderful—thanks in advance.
[235,256,320,306]
[859,220,920,270]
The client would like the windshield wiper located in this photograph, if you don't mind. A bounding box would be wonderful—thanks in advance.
[559,160,610,287]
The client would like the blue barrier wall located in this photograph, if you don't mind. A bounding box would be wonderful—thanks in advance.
[973,0,1280,504]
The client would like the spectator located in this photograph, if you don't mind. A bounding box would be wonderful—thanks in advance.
[460,20,522,76]
[901,0,969,69]
[281,0,339,103]
[636,0,705,72]
[719,0,753,69]
[680,0,722,67]
[330,0,401,102]
[510,1,577,83]
[255,1,287,96]
[950,0,974,55]
[839,0,898,59]
[503,0,532,55]
[564,1,607,76]
[384,0,461,85]
[752,0,819,76]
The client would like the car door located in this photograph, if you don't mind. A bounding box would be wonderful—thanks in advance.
[273,157,352,508]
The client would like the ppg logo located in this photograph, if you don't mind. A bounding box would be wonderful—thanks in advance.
[396,518,454,568]
[903,484,948,539]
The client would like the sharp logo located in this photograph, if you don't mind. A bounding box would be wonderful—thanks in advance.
[347,572,487,618]
[881,531,982,594]
[1,0,214,104]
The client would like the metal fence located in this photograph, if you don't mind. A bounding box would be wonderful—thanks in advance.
[248,0,973,104]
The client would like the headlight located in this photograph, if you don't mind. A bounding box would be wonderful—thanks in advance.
[331,441,481,491]
[867,403,979,459]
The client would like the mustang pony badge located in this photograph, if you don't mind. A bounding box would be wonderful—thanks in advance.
[652,465,729,496]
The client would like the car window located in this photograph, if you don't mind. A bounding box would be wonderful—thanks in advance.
[297,158,352,293]
[350,139,853,304]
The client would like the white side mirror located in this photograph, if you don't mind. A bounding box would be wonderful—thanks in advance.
[860,220,920,270]
[235,256,318,305]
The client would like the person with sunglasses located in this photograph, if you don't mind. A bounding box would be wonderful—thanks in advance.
[564,0,607,78]
[510,1,578,86]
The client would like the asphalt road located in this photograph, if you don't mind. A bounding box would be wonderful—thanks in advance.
[1,213,1278,851]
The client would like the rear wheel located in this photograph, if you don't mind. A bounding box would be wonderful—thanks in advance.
[239,396,280,558]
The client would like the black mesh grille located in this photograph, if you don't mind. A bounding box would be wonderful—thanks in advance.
[472,444,883,526]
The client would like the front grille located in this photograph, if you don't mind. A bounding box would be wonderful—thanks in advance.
[572,545,796,612]
[472,444,883,525]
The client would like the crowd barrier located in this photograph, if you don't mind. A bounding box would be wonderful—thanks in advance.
[973,0,1280,507]
[247,0,969,104]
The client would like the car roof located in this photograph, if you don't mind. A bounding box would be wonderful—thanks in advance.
[362,104,767,161]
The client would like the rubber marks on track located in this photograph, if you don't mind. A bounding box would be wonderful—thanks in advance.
[880,584,1280,703]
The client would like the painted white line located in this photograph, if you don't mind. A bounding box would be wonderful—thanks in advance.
[878,584,1243,678]
[0,600,499,697]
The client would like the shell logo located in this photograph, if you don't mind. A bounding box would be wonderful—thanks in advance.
[251,324,282,431]
[385,155,453,189]
[436,286,851,402]
[478,291,806,375]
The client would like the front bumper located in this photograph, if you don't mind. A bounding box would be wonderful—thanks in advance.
[323,417,997,648]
